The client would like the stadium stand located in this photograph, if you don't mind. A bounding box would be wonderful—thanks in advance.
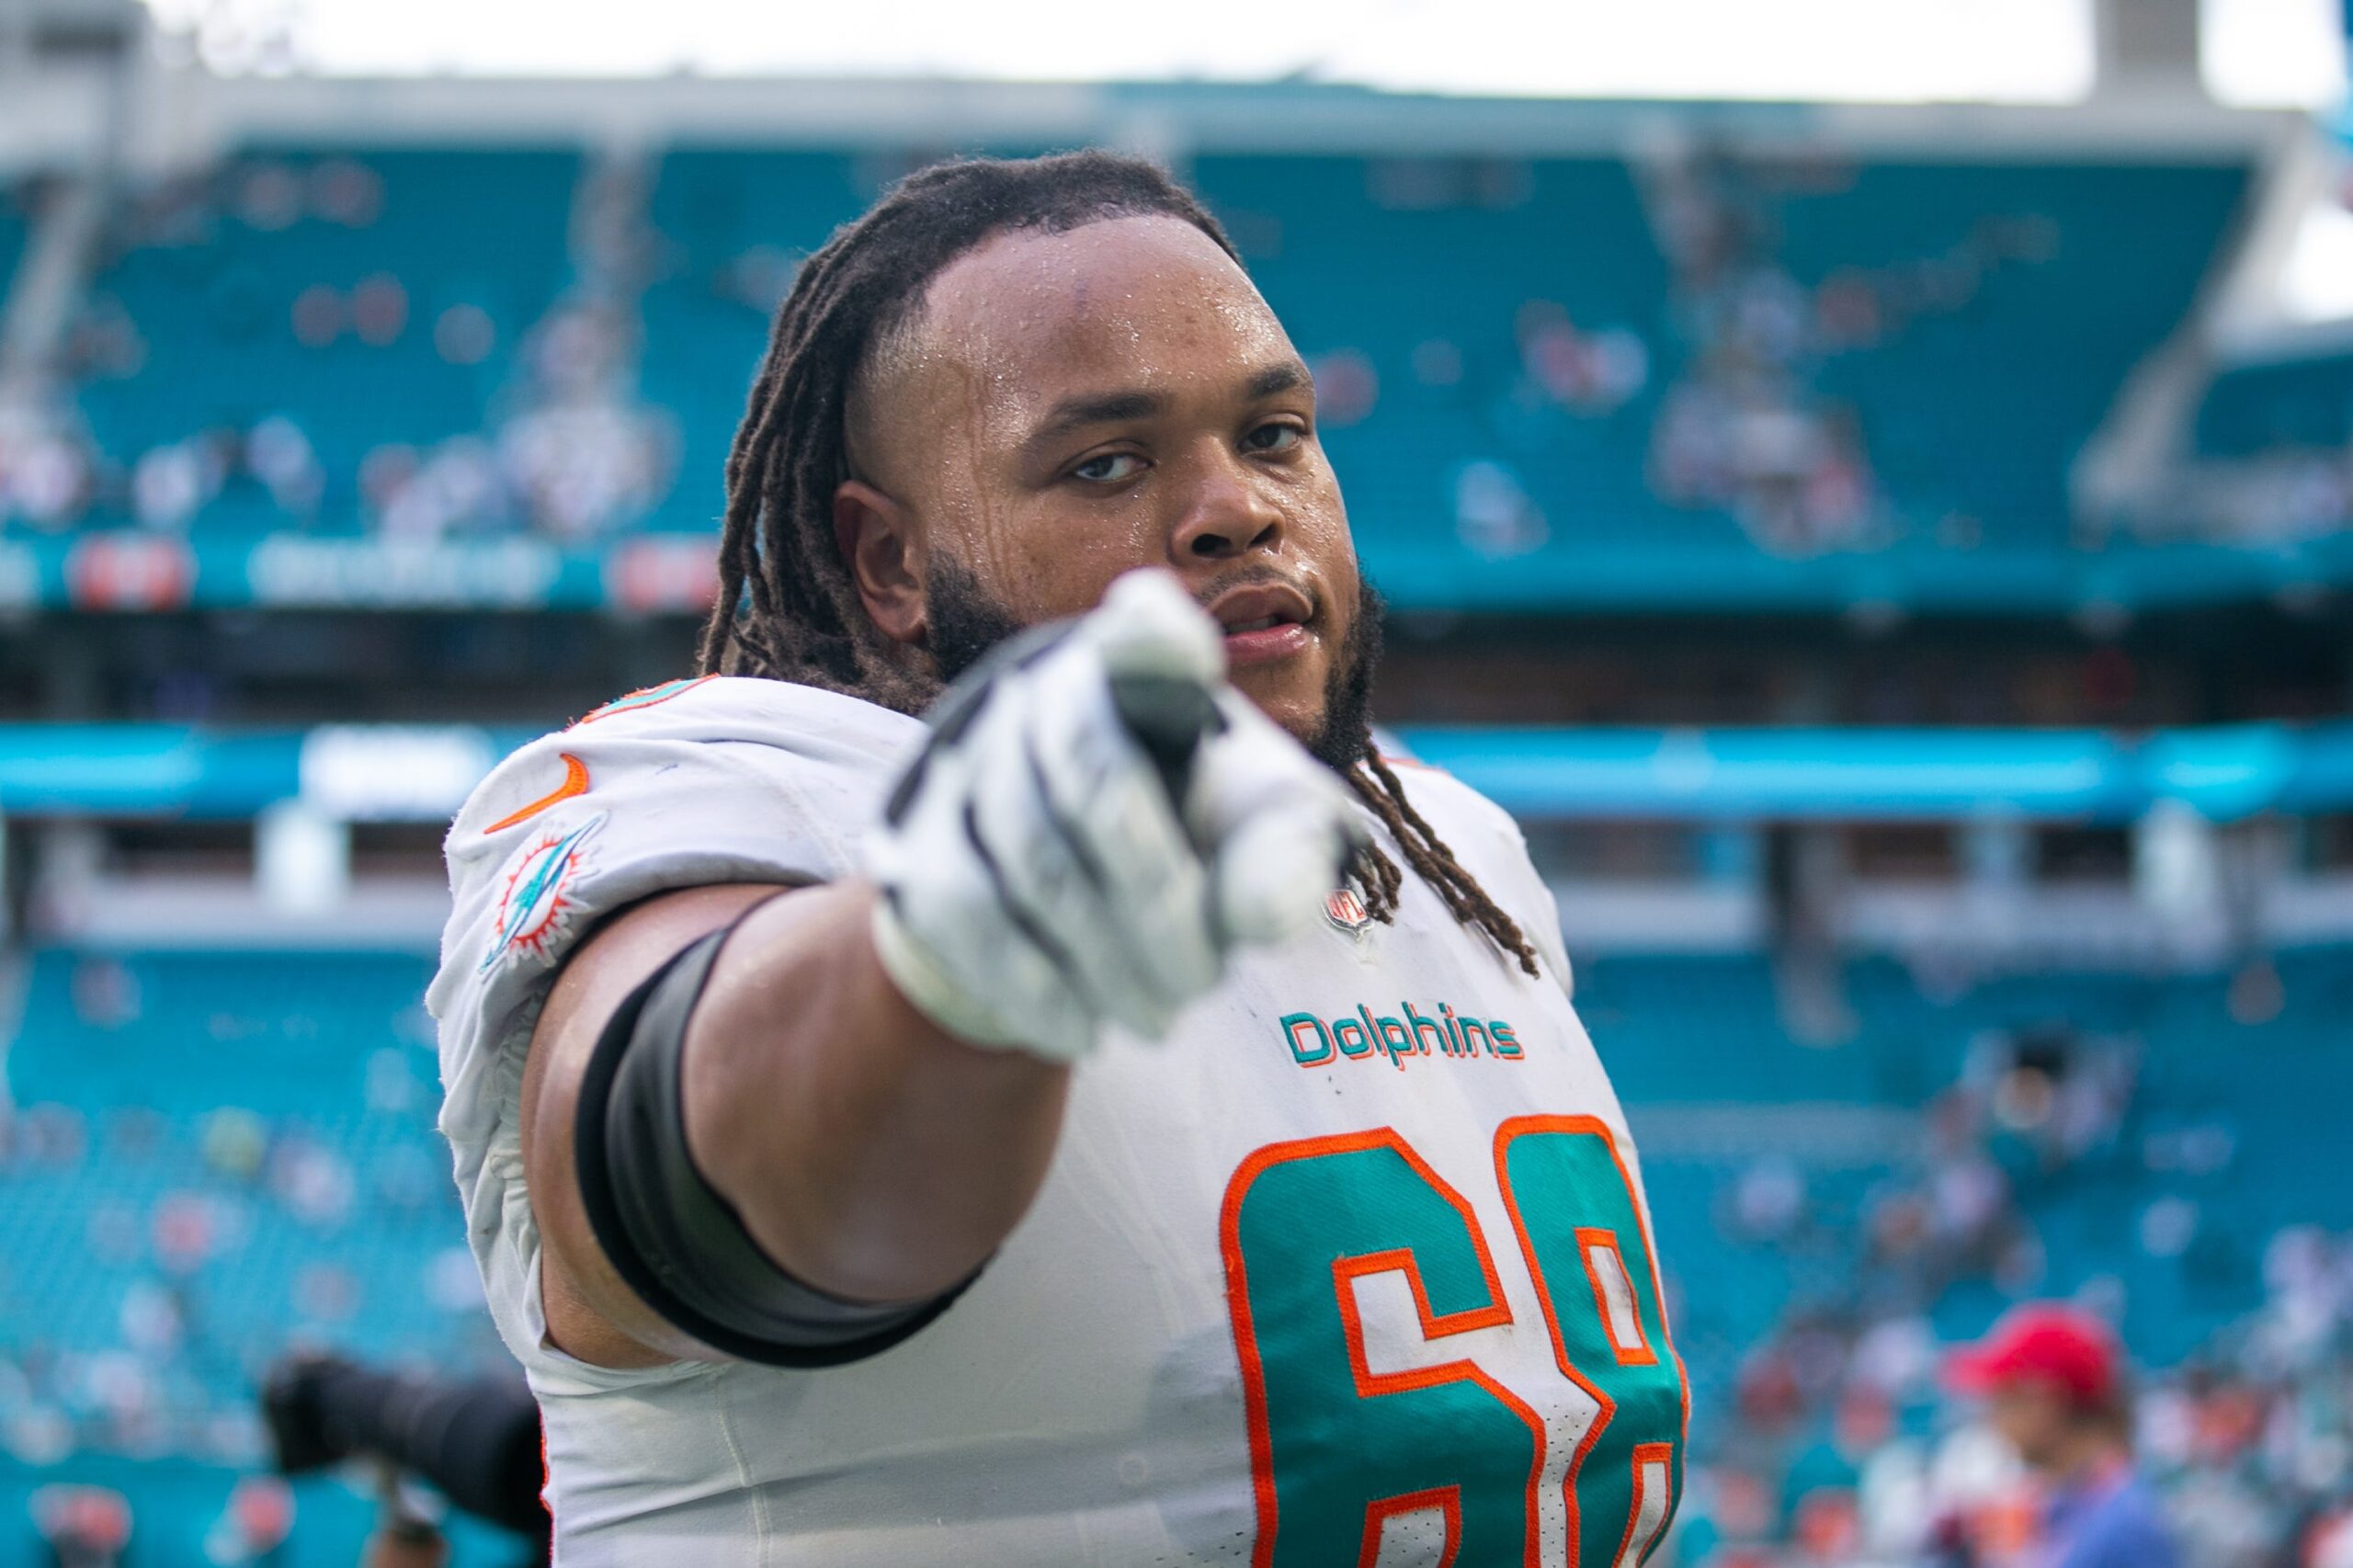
[0,948,492,1391]
[0,947,513,1561]
[7,143,2305,611]
[2123,336,2353,551]
[1196,154,2253,573]
[2196,338,2353,461]
[5,936,2347,1559]
[0,187,24,295]
[70,148,582,534]
[2198,346,2353,460]
[1756,159,2247,550]
[1188,153,1673,579]
[1597,944,2353,1562]
[642,148,873,536]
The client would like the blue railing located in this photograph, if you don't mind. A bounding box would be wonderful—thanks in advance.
[4,718,2352,822]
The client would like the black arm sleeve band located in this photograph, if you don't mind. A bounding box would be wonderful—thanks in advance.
[571,908,977,1368]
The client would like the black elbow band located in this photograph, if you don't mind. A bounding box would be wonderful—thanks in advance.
[571,911,975,1368]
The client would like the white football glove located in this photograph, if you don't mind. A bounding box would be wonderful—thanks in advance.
[865,569,1363,1064]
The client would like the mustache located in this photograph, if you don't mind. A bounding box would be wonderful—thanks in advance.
[1188,563,1325,621]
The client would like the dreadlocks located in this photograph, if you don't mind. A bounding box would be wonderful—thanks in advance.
[695,149,1540,978]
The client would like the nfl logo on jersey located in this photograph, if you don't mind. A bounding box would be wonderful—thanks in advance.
[1323,887,1371,936]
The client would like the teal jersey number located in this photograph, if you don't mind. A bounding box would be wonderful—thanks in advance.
[1498,1117,1688,1568]
[1220,1118,1686,1567]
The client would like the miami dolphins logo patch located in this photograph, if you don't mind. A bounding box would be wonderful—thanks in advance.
[482,812,605,971]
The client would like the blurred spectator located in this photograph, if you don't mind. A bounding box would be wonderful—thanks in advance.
[1308,347,1380,426]
[1453,458,1548,558]
[70,957,142,1029]
[1516,300,1649,415]
[49,153,675,543]
[1644,149,1885,556]
[363,297,674,542]
[247,415,324,516]
[205,1475,293,1566]
[0,405,95,531]
[1944,1304,2180,1568]
[131,435,228,529]
[28,1484,131,1568]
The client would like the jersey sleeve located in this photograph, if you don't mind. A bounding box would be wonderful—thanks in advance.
[424,676,923,1387]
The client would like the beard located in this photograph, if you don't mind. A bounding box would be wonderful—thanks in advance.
[925,553,1385,779]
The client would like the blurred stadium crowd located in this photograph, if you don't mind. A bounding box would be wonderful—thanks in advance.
[0,136,2336,580]
[4,941,2352,1562]
[1597,951,2353,1567]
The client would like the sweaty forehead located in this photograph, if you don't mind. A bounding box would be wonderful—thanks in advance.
[863,214,1294,437]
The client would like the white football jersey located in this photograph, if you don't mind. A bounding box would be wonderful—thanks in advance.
[430,675,1688,1567]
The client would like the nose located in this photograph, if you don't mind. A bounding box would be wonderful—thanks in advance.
[1168,447,1284,563]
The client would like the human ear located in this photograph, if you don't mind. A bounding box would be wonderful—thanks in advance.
[833,479,927,647]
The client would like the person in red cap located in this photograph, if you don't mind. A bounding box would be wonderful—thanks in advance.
[1945,1304,2180,1568]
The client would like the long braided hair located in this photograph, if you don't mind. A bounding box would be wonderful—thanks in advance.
[696,150,1540,977]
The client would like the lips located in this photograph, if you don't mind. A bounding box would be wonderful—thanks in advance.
[1202,580,1316,670]
[1202,581,1314,637]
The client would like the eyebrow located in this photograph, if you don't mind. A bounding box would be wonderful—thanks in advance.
[1245,361,1311,401]
[1022,359,1314,451]
[1027,390,1164,449]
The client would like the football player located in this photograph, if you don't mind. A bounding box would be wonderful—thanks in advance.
[434,151,1686,1565]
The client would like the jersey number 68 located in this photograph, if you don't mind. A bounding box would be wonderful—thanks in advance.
[1221,1118,1688,1568]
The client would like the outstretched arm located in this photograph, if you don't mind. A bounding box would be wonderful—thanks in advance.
[520,878,1070,1368]
[518,573,1353,1369]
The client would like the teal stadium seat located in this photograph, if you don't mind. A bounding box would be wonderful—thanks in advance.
[1577,945,2353,1459]
[0,187,25,292]
[75,149,581,531]
[1185,155,2246,586]
[3,940,2346,1549]
[641,149,874,535]
[40,145,2269,600]
[1772,161,2250,547]
[0,951,507,1526]
[0,946,534,1561]
[1190,153,1685,585]
[2196,347,2353,457]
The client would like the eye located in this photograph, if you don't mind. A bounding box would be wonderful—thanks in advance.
[1245,421,1303,454]
[1072,451,1144,483]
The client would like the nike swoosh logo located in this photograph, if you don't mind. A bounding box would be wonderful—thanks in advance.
[483,752,589,834]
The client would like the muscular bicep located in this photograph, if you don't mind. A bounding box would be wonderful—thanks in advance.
[520,881,795,1369]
